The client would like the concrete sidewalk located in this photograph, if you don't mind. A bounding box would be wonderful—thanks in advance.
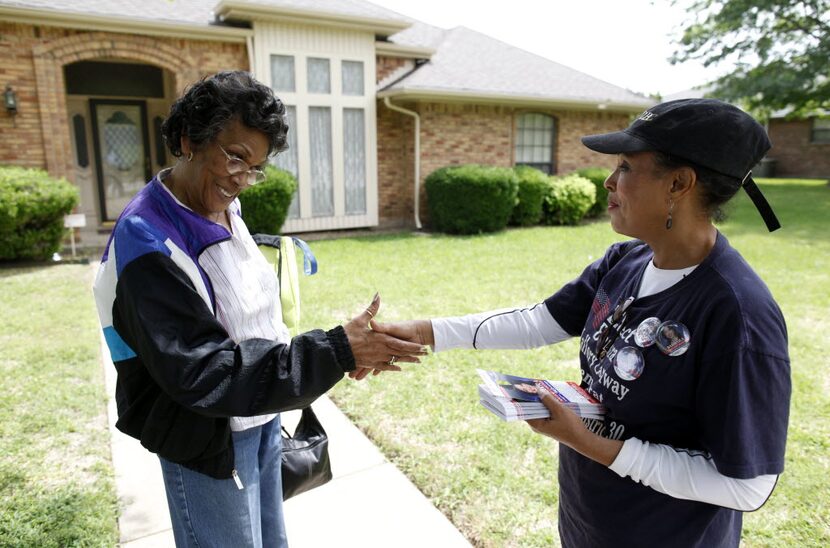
[102,335,471,547]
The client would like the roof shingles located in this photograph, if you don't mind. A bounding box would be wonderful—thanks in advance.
[386,24,651,108]
[0,0,218,26]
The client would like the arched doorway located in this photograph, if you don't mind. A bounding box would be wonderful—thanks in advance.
[65,60,175,226]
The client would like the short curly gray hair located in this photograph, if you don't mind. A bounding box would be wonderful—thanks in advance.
[161,71,288,159]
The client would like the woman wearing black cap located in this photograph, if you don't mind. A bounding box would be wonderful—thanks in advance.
[371,99,791,547]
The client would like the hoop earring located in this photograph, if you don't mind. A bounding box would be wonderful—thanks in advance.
[666,199,674,230]
[186,151,194,162]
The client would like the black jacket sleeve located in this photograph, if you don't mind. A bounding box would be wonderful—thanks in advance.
[113,251,355,418]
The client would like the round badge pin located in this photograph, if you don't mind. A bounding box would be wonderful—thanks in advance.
[655,321,691,356]
[634,317,661,348]
[614,346,645,381]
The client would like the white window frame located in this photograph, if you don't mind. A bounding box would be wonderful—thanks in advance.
[811,118,830,144]
[255,24,378,233]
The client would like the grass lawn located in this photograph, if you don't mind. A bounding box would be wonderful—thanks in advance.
[1,178,825,547]
[297,178,830,547]
[0,264,118,546]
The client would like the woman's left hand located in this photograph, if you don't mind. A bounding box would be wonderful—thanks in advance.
[526,389,623,467]
[526,390,590,447]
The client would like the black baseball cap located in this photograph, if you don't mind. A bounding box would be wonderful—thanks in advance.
[581,98,780,231]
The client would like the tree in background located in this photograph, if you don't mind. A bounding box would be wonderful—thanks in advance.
[671,0,829,118]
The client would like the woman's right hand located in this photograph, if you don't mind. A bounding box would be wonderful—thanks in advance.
[371,318,434,347]
[342,294,429,374]
[348,315,436,381]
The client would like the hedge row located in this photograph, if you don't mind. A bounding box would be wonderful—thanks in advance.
[0,166,79,261]
[425,164,607,234]
[0,162,603,259]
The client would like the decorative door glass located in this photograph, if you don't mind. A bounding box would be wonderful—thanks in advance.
[92,102,150,221]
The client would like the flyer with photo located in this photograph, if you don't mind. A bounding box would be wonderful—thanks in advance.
[476,369,605,422]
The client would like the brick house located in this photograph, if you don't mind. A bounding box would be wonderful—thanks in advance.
[766,113,830,179]
[0,0,651,245]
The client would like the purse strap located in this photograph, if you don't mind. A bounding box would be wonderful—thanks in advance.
[251,234,323,440]
[281,406,324,439]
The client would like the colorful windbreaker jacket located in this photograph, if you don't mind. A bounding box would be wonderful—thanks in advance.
[93,177,354,479]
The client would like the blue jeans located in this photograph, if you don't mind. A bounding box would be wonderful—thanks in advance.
[159,417,287,548]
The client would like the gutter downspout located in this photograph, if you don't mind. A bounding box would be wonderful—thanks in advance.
[383,97,422,229]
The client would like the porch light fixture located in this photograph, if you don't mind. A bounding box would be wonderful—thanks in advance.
[4,85,17,114]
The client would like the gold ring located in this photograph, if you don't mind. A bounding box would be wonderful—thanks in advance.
[366,308,375,318]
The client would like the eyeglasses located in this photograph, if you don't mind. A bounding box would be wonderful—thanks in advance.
[217,144,267,185]
[595,296,634,360]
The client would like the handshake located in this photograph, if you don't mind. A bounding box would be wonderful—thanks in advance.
[341,293,435,381]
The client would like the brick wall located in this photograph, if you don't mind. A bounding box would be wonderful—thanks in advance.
[376,100,415,226]
[768,119,830,179]
[376,55,409,84]
[554,109,632,173]
[375,100,631,227]
[0,22,248,178]
[0,23,53,169]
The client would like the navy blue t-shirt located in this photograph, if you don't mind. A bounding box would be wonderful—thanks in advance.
[544,233,790,548]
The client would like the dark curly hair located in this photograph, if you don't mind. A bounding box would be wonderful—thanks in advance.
[652,151,742,223]
[161,71,288,158]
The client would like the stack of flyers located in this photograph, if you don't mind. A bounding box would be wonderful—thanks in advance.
[476,369,605,422]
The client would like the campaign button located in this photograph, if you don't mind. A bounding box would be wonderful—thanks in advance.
[614,346,645,381]
[655,321,691,356]
[634,317,661,347]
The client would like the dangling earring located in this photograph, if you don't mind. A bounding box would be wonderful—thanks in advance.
[666,199,674,230]
[186,151,194,162]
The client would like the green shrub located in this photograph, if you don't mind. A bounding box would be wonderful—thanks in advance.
[510,166,548,226]
[238,166,297,234]
[0,166,79,261]
[425,164,518,234]
[542,174,596,226]
[574,167,612,217]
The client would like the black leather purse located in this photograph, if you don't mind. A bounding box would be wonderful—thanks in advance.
[281,406,332,500]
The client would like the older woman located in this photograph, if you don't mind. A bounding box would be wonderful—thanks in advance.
[373,99,791,547]
[93,71,424,547]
